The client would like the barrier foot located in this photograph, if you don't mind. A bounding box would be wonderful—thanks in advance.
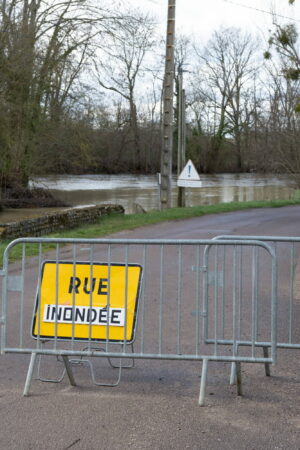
[90,359,122,387]
[108,344,135,369]
[236,362,242,396]
[199,359,208,406]
[62,356,76,387]
[263,346,271,376]
[37,355,66,383]
[69,357,122,387]
[23,353,37,397]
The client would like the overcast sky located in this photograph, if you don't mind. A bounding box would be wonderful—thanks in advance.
[128,0,299,42]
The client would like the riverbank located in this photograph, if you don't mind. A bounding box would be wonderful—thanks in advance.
[1,186,68,208]
[1,197,300,265]
[0,204,124,240]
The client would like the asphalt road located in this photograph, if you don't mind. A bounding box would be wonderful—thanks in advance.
[1,205,300,450]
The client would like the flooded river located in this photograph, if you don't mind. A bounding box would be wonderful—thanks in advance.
[0,173,296,223]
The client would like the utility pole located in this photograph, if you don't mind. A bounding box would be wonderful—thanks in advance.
[177,69,186,207]
[160,0,176,210]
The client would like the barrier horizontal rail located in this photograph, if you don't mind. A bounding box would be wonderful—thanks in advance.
[0,237,277,405]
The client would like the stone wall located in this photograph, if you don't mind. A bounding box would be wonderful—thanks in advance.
[0,204,124,240]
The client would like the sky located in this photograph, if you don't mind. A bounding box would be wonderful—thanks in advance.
[128,0,300,43]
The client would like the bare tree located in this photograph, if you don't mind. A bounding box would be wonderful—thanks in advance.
[262,47,300,183]
[0,0,122,190]
[93,9,156,171]
[193,27,258,171]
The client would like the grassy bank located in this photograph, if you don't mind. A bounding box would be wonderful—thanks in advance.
[1,196,300,265]
[50,197,300,239]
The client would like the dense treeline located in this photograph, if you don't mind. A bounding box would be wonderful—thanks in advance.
[0,0,299,196]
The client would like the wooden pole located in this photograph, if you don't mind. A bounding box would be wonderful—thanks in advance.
[160,0,176,210]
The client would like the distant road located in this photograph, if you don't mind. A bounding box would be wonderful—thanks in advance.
[111,204,300,240]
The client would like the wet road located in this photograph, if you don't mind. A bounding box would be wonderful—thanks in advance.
[1,206,300,450]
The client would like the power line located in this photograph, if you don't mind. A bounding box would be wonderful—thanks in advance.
[223,0,300,23]
[134,0,299,23]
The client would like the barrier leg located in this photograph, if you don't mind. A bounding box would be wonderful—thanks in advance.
[62,356,76,387]
[263,346,271,376]
[199,358,208,406]
[230,344,239,385]
[230,362,236,385]
[23,353,37,397]
[236,362,242,396]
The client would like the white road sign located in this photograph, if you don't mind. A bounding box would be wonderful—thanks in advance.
[177,160,202,188]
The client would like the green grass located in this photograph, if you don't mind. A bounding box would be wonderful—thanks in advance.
[47,196,300,239]
[294,189,300,201]
[1,196,300,265]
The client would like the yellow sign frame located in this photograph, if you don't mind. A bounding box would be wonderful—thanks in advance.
[32,261,142,343]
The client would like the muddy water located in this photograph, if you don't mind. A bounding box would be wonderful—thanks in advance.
[0,173,295,223]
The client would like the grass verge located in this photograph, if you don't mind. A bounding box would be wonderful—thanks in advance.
[1,197,300,265]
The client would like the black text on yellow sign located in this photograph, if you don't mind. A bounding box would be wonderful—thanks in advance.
[32,261,142,343]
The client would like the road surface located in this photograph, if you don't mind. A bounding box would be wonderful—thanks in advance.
[1,205,300,450]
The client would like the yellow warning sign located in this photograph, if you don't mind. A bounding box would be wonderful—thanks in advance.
[32,261,142,343]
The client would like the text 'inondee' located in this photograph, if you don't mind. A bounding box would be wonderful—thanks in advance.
[43,304,125,327]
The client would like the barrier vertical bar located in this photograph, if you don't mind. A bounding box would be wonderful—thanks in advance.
[289,243,295,344]
[88,245,95,351]
[54,244,60,351]
[177,244,182,355]
[71,244,77,351]
[232,246,237,355]
[230,246,238,385]
[271,246,277,364]
[140,244,147,354]
[255,247,259,345]
[36,243,43,350]
[1,248,8,354]
[251,247,258,358]
[203,246,209,343]
[195,244,201,356]
[159,245,164,355]
[123,244,129,353]
[221,245,225,339]
[19,244,25,348]
[214,246,219,356]
[238,246,243,343]
[106,244,112,353]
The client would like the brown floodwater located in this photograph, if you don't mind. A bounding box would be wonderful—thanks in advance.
[0,173,296,223]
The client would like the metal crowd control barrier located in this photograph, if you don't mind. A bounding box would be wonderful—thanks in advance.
[0,237,277,406]
[212,235,300,383]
